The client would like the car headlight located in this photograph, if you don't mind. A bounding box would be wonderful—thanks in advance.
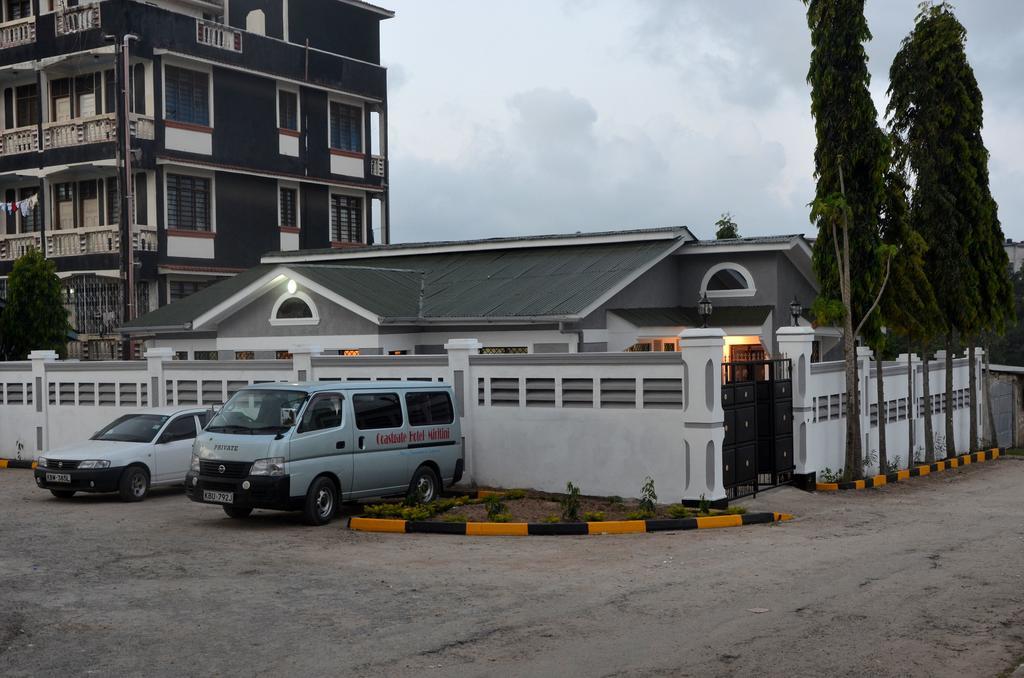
[37,457,48,468]
[190,453,200,472]
[249,457,286,477]
[77,460,111,469]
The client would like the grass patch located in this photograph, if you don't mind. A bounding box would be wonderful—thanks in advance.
[1005,448,1024,457]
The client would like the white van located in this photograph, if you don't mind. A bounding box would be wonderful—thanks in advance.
[34,406,211,501]
[186,381,464,525]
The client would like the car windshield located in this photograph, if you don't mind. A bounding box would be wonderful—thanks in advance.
[91,414,170,443]
[206,389,308,435]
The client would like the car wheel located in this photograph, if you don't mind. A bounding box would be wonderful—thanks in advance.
[49,489,76,499]
[118,466,149,502]
[223,506,253,519]
[408,465,441,504]
[302,476,338,526]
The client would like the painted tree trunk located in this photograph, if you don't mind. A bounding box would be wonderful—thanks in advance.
[968,343,978,453]
[907,349,914,466]
[876,353,887,474]
[944,332,956,458]
[922,346,935,463]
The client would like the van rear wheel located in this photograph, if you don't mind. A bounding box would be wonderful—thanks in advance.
[223,506,253,519]
[302,477,338,526]
[408,465,440,504]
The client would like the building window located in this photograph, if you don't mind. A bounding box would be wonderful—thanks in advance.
[194,350,219,360]
[15,84,38,127]
[235,351,254,361]
[50,78,71,121]
[6,0,31,20]
[269,290,319,326]
[169,279,212,302]
[279,187,297,228]
[329,101,361,152]
[166,174,211,232]
[79,179,99,228]
[18,187,40,233]
[165,65,210,126]
[278,89,298,131]
[54,182,75,230]
[106,178,119,226]
[174,351,189,360]
[701,263,756,298]
[341,349,360,356]
[480,347,528,355]
[275,350,292,360]
[276,297,312,319]
[330,194,361,243]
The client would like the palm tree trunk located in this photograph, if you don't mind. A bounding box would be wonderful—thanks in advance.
[876,352,887,474]
[944,331,956,458]
[922,343,935,463]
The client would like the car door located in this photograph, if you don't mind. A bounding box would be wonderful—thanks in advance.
[351,391,411,498]
[153,414,199,483]
[288,393,353,500]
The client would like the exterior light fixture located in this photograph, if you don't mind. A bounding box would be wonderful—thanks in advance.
[790,296,803,326]
[697,292,712,328]
[286,279,297,295]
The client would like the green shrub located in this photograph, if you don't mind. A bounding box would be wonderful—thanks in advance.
[667,505,691,519]
[697,493,711,515]
[639,476,657,514]
[561,482,581,522]
[442,514,468,523]
[401,506,432,521]
[484,495,508,522]
[606,495,624,507]
[582,511,605,522]
[504,489,527,500]
[722,505,747,515]
[541,515,560,524]
[625,510,654,520]
[489,513,513,523]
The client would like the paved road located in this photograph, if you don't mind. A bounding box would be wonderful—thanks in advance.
[2,460,1023,677]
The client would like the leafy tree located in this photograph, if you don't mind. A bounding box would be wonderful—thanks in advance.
[988,269,1024,365]
[804,0,892,480]
[887,2,1012,456]
[0,249,70,360]
[714,213,740,240]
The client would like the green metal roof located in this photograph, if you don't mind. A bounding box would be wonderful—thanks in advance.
[125,237,685,331]
[611,306,773,328]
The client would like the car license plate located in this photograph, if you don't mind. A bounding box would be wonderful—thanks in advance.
[203,490,233,504]
[46,473,71,483]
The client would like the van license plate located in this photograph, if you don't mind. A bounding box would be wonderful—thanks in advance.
[203,490,233,504]
[46,473,71,483]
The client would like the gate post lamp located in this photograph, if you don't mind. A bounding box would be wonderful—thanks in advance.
[790,296,803,327]
[698,292,712,328]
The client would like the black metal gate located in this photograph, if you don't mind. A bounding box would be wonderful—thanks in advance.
[721,358,794,499]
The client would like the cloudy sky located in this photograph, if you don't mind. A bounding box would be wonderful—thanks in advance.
[378,1,1023,244]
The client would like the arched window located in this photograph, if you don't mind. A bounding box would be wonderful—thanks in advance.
[700,263,756,298]
[269,290,319,326]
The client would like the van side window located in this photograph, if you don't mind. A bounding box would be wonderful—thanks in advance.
[298,394,343,433]
[405,392,454,426]
[353,393,403,430]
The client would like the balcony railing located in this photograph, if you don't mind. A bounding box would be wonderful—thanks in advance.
[196,19,242,53]
[45,225,158,258]
[42,114,116,149]
[130,115,155,140]
[55,3,100,36]
[0,16,36,49]
[0,233,41,262]
[0,125,39,156]
[370,155,385,178]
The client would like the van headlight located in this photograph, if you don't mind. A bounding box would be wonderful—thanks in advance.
[37,457,48,468]
[190,453,200,472]
[249,457,286,476]
[77,460,111,469]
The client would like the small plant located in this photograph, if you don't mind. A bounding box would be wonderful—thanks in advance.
[722,505,747,515]
[862,449,878,473]
[912,446,924,464]
[885,456,901,474]
[625,510,654,520]
[818,467,844,483]
[504,489,527,500]
[697,493,711,515]
[541,515,560,524]
[489,513,513,523]
[403,482,427,507]
[16,440,24,461]
[667,504,691,519]
[484,495,508,522]
[561,482,581,522]
[639,476,658,515]
[442,514,468,523]
[933,434,947,458]
[582,511,605,522]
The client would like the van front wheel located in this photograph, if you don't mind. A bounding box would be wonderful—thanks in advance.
[408,465,440,504]
[303,477,338,526]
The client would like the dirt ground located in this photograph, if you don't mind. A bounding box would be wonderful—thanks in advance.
[2,460,1024,677]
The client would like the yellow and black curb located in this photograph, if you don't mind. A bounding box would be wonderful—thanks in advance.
[348,512,793,536]
[815,448,1001,492]
[0,459,36,470]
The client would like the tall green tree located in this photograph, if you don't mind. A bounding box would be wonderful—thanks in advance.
[888,2,1012,456]
[714,213,740,240]
[805,0,892,480]
[0,249,70,360]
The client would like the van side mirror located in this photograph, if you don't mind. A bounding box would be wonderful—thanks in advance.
[280,407,297,427]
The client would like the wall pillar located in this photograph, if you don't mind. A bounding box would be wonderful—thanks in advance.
[897,352,921,467]
[28,349,58,454]
[856,345,874,473]
[144,346,173,407]
[444,338,482,486]
[679,328,726,504]
[777,327,815,481]
[290,344,322,383]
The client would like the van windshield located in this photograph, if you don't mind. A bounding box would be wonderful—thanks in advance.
[206,390,308,435]
[92,414,170,443]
